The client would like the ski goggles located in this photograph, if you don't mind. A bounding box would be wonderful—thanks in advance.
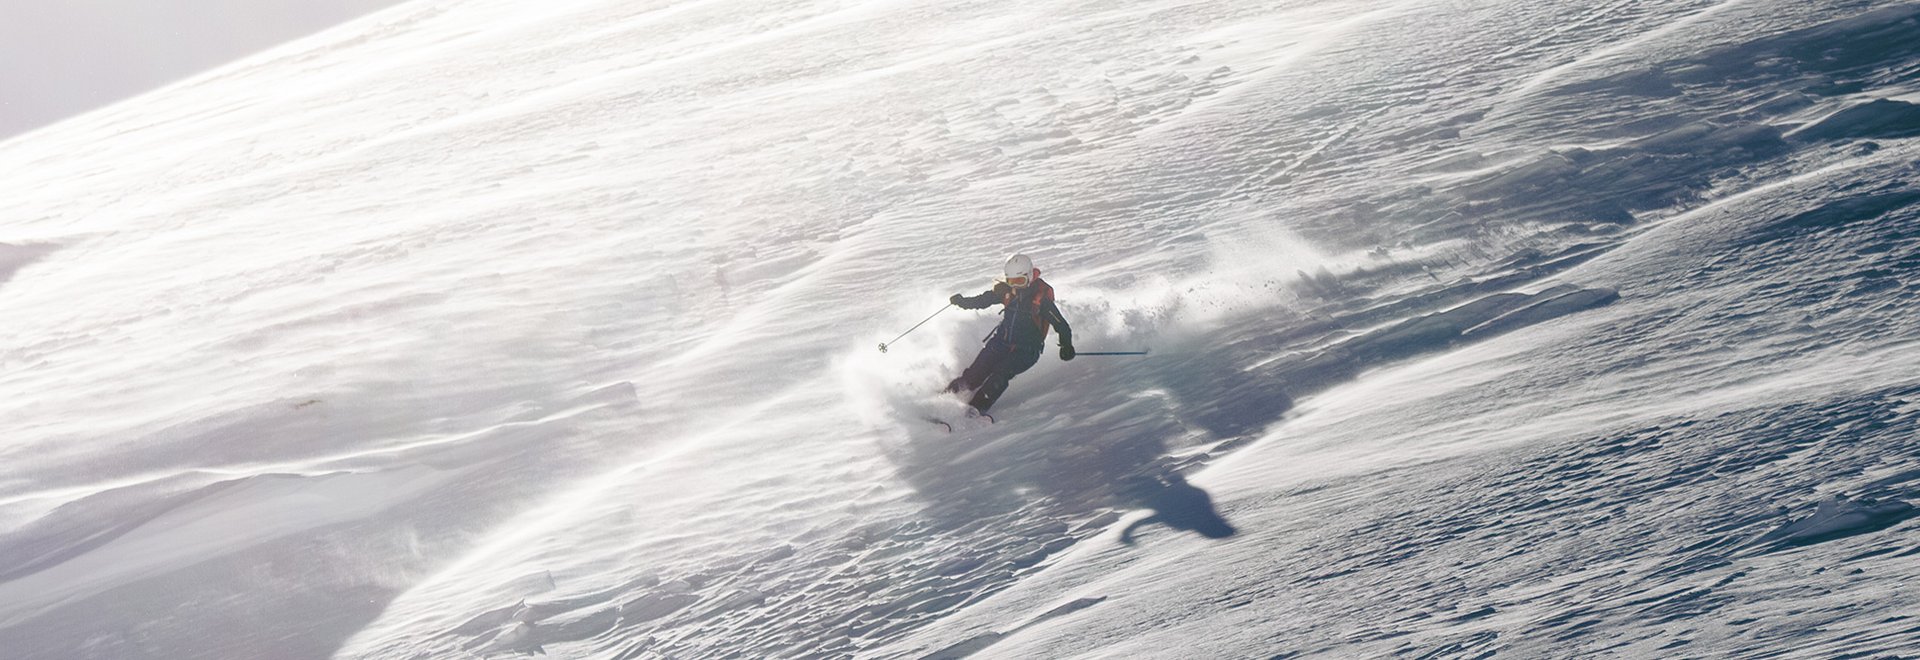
[1003,274,1030,288]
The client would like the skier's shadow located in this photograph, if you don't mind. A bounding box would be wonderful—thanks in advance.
[1116,472,1237,544]
[891,404,1242,544]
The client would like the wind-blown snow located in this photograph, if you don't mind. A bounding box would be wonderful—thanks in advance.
[2,0,1918,658]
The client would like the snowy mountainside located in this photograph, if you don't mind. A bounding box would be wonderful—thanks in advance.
[1,0,1918,658]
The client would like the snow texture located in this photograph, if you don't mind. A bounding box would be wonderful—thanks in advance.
[2,0,1919,658]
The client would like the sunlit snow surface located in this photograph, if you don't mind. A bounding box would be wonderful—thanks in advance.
[3,0,1919,657]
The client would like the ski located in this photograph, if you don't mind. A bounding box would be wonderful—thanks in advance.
[924,411,995,433]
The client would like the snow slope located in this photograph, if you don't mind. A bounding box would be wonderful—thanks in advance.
[2,0,1917,658]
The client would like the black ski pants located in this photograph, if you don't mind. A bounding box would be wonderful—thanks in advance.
[948,332,1042,412]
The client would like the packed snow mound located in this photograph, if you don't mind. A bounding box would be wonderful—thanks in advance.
[1793,99,1920,142]
[1342,284,1620,362]
[1752,494,1917,551]
[0,242,55,288]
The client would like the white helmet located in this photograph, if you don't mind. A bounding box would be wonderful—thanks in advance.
[1002,253,1037,288]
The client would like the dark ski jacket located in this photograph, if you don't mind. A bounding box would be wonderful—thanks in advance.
[955,277,1072,349]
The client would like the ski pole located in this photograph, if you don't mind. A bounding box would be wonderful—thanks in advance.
[1075,350,1151,356]
[878,304,954,353]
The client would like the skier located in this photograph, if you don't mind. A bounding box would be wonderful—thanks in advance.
[945,254,1075,413]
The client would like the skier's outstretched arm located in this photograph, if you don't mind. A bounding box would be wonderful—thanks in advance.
[949,284,1009,310]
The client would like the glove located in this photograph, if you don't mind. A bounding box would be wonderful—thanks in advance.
[1059,340,1076,361]
[949,294,966,306]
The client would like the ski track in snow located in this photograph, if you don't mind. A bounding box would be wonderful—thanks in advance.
[2,0,1919,658]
